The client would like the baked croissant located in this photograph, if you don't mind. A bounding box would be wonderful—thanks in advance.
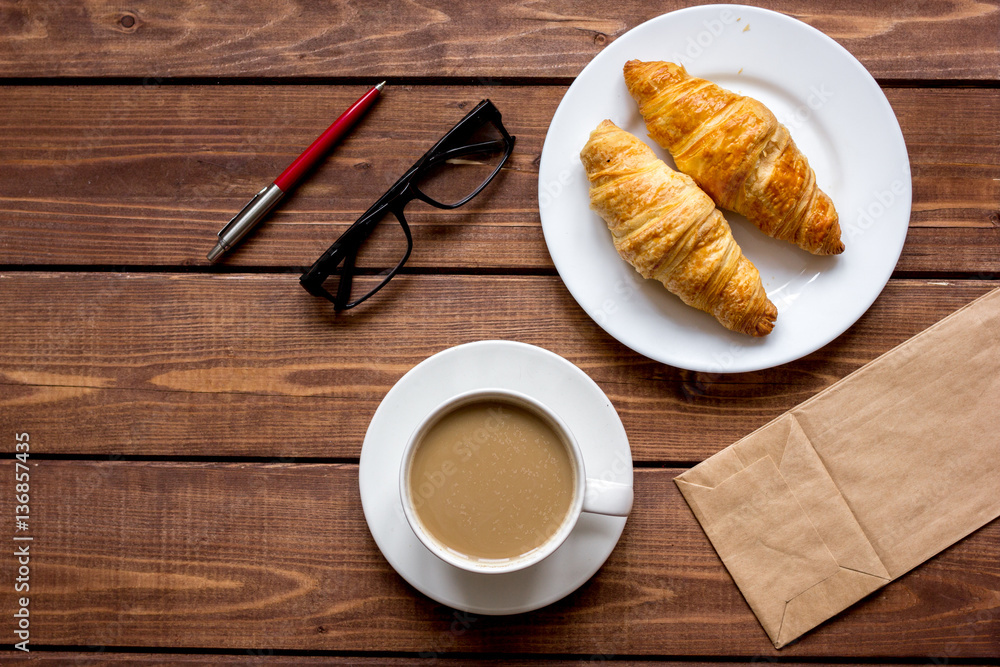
[624,60,844,255]
[581,120,777,336]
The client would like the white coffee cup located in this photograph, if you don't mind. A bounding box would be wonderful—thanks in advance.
[399,388,633,574]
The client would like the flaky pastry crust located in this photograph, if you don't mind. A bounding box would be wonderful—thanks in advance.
[581,120,777,336]
[624,60,844,255]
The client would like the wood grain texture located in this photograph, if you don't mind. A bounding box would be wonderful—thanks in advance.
[3,659,978,667]
[7,659,886,667]
[0,1,997,80]
[0,86,997,272]
[2,2,997,662]
[1,274,996,460]
[0,461,996,657]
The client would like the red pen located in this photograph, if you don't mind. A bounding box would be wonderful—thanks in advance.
[208,81,385,262]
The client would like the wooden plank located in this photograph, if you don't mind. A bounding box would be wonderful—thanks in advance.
[0,274,996,460]
[1,461,996,657]
[0,2,997,80]
[0,86,997,272]
[1,658,960,667]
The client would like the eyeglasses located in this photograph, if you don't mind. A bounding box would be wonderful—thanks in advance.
[300,99,515,310]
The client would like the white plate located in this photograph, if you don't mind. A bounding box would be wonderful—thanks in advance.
[538,4,910,372]
[359,340,632,615]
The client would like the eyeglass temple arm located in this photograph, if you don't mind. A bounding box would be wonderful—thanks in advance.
[300,208,375,297]
[334,245,357,309]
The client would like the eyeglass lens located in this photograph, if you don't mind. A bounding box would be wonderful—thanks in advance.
[413,119,508,206]
[350,210,410,273]
[319,209,411,309]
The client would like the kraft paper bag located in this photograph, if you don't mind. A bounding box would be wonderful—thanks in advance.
[675,288,1000,648]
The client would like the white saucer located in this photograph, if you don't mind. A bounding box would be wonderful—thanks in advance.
[359,340,633,615]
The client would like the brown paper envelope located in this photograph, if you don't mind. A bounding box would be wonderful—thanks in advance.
[675,288,1000,648]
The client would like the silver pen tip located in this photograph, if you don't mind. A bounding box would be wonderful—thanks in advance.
[207,242,226,263]
[375,81,386,92]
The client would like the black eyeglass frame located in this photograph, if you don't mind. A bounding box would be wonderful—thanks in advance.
[300,99,515,310]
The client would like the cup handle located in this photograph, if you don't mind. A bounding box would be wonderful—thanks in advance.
[582,478,633,517]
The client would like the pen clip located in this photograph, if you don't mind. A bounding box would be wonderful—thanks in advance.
[219,185,270,238]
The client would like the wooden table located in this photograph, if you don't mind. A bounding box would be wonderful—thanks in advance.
[2,1,998,663]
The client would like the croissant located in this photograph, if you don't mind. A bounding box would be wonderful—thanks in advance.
[581,120,777,337]
[624,60,844,255]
